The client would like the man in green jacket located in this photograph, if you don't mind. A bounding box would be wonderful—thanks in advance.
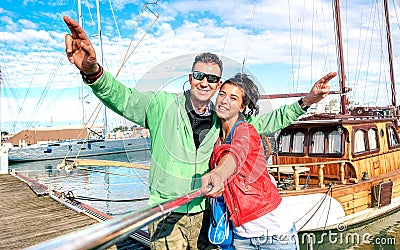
[63,16,336,250]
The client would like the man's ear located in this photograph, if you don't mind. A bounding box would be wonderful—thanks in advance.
[217,81,222,89]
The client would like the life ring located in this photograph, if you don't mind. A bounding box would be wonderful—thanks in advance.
[260,134,272,161]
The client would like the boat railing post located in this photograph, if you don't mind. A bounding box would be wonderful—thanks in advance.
[292,166,300,190]
[318,164,325,187]
[0,146,8,174]
[277,166,281,183]
[340,162,346,184]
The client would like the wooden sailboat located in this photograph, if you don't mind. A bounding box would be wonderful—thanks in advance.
[265,0,400,232]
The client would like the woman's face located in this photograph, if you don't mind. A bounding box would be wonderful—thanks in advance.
[215,83,245,121]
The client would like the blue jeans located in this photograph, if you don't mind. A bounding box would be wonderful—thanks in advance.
[232,224,299,250]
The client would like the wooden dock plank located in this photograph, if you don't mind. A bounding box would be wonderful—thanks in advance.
[0,174,111,249]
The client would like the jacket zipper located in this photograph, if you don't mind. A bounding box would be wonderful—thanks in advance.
[226,181,241,226]
[186,148,198,214]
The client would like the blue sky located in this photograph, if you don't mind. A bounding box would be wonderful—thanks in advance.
[1,0,400,133]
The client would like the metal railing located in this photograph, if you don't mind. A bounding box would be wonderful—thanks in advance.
[26,187,210,250]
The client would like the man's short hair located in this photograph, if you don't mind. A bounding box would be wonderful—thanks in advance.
[192,52,223,74]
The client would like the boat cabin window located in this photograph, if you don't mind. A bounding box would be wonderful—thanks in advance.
[387,125,400,149]
[277,130,306,155]
[354,130,367,153]
[278,127,344,157]
[368,129,378,150]
[328,130,342,154]
[352,126,379,156]
[279,132,291,153]
[311,131,324,154]
[292,132,305,153]
[309,128,343,156]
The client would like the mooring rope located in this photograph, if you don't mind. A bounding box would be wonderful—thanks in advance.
[62,190,149,203]
[295,183,334,232]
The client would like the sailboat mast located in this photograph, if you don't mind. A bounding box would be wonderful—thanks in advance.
[78,0,82,26]
[333,0,348,115]
[78,0,86,125]
[383,0,397,118]
[96,0,107,138]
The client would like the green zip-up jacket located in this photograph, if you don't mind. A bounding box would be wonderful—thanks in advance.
[88,71,305,213]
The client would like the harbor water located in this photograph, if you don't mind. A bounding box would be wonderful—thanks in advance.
[8,151,400,249]
[9,150,151,216]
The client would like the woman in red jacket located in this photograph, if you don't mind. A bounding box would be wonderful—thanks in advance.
[202,73,299,249]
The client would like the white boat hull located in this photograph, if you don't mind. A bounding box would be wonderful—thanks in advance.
[8,137,151,162]
[283,193,400,232]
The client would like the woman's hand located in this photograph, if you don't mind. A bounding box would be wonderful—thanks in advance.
[201,171,225,198]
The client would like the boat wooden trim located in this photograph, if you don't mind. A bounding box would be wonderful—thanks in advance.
[64,158,150,170]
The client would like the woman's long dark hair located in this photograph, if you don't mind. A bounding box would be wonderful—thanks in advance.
[222,73,260,117]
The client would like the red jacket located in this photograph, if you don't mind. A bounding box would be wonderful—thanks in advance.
[210,122,282,227]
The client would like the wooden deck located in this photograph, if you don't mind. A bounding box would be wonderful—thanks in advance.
[0,173,121,249]
[0,173,99,249]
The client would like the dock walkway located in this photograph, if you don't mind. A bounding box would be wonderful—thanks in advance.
[0,173,115,249]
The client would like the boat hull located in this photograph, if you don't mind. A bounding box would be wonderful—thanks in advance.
[8,137,151,162]
[283,191,400,232]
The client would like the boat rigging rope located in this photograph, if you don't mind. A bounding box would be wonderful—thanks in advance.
[62,191,149,203]
[83,0,97,28]
[313,183,334,250]
[324,184,334,230]
[13,0,66,129]
[56,1,159,164]
[220,2,236,58]
[57,2,159,163]
[241,3,256,73]
[115,1,159,78]
[59,102,103,162]
[295,183,334,232]
[70,103,103,160]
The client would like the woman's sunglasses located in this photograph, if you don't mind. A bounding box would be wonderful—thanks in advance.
[191,71,221,83]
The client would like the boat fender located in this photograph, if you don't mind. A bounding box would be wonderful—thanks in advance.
[56,163,66,171]
[45,146,52,153]
[65,164,73,172]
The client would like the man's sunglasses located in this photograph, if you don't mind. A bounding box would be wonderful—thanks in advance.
[191,71,221,83]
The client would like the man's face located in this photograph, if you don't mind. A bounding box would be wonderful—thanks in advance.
[189,62,222,106]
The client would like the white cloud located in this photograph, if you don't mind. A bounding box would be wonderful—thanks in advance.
[18,19,37,29]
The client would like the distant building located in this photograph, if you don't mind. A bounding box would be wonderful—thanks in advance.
[133,127,150,138]
[6,124,151,148]
[5,125,95,147]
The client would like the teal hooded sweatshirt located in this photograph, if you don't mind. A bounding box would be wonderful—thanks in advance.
[88,71,305,213]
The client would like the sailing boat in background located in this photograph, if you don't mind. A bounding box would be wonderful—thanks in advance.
[6,126,150,163]
[5,0,155,163]
[263,0,400,232]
